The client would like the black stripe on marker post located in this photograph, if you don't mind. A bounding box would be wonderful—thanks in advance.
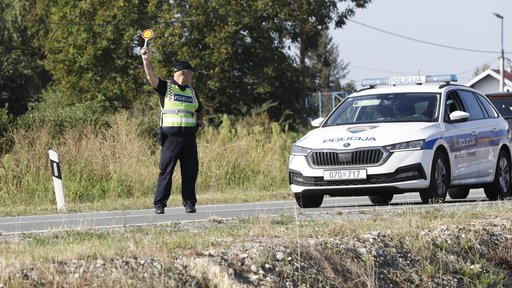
[50,159,62,180]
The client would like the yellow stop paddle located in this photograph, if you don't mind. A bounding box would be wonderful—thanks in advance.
[142,29,154,48]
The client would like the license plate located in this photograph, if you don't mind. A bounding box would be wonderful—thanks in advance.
[323,169,367,180]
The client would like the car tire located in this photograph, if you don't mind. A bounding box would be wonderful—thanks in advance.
[484,150,511,201]
[420,151,448,204]
[447,188,470,200]
[368,194,393,205]
[294,193,324,208]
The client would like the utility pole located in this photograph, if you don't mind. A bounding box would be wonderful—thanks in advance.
[493,13,505,92]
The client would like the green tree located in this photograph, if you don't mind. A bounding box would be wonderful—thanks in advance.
[473,64,490,77]
[28,0,150,108]
[306,31,349,92]
[275,0,372,121]
[147,0,301,124]
[0,0,49,117]
[21,0,370,127]
[340,80,357,94]
[146,0,370,125]
[305,31,352,118]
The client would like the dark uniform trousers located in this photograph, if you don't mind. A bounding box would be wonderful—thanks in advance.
[154,133,198,207]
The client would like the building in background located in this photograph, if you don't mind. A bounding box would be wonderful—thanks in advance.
[467,69,512,94]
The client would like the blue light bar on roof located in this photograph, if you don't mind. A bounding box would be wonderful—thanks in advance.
[425,74,458,83]
[361,74,458,87]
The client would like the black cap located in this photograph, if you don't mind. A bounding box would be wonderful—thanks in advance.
[175,60,197,72]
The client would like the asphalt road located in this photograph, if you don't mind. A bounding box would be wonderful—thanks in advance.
[0,189,492,235]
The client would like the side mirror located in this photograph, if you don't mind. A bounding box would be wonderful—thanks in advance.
[311,117,325,127]
[448,111,470,123]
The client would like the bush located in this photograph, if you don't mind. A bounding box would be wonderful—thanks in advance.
[16,87,114,135]
[0,106,14,154]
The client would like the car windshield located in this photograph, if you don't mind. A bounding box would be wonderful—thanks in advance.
[489,97,512,118]
[324,93,440,126]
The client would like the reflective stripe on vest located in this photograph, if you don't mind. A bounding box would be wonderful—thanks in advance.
[161,109,194,115]
[162,117,197,125]
[161,81,198,128]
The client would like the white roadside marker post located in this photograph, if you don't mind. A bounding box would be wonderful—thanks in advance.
[48,150,67,212]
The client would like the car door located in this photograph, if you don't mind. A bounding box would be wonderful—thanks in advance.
[457,89,496,181]
[443,90,480,183]
[474,92,504,179]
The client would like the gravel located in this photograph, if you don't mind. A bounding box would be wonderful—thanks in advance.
[3,209,512,287]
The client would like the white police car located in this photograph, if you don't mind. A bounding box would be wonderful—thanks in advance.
[289,74,512,208]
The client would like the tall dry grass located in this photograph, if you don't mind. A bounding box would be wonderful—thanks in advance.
[0,112,299,214]
[199,114,296,191]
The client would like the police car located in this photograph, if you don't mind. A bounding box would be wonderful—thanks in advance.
[289,74,512,208]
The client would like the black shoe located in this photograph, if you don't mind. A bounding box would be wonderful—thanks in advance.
[185,201,196,213]
[155,206,165,214]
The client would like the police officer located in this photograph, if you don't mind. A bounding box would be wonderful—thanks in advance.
[140,46,204,214]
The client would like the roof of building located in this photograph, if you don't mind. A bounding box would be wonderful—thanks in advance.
[466,69,512,87]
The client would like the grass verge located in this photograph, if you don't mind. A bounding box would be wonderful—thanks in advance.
[2,202,512,286]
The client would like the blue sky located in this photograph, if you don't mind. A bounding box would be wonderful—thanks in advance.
[332,0,512,88]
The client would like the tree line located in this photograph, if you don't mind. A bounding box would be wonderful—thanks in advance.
[0,0,371,132]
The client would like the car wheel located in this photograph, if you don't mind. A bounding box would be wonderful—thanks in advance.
[294,193,324,208]
[420,151,448,204]
[484,150,511,201]
[447,188,470,200]
[368,194,393,205]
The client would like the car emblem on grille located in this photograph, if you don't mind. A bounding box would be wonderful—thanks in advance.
[338,153,351,162]
[343,143,350,148]
[347,125,379,134]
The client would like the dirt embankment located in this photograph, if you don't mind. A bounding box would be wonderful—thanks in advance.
[4,218,512,287]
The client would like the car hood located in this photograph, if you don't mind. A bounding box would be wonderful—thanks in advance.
[296,122,439,150]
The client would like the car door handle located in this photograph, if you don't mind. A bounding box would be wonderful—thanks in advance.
[492,128,499,134]
[471,131,478,136]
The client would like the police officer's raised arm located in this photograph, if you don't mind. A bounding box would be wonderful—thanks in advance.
[140,47,159,89]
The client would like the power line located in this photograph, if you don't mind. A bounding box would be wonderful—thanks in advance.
[348,19,511,55]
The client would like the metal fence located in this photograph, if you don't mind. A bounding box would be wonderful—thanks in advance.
[306,91,348,120]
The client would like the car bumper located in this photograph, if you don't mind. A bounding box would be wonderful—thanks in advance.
[288,149,432,195]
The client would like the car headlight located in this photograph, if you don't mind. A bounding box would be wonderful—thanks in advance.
[385,140,424,152]
[291,145,311,156]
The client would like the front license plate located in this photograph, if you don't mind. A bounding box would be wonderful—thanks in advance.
[323,170,367,181]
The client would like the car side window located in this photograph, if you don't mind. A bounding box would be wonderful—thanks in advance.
[444,91,464,121]
[458,90,485,120]
[476,93,498,118]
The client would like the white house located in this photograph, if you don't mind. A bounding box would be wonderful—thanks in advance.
[466,69,512,94]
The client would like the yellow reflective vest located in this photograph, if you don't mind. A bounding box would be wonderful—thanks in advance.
[161,80,198,128]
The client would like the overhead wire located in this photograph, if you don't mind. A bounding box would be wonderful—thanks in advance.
[342,19,511,84]
[347,19,511,55]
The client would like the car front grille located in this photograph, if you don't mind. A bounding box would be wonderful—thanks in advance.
[308,148,385,167]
